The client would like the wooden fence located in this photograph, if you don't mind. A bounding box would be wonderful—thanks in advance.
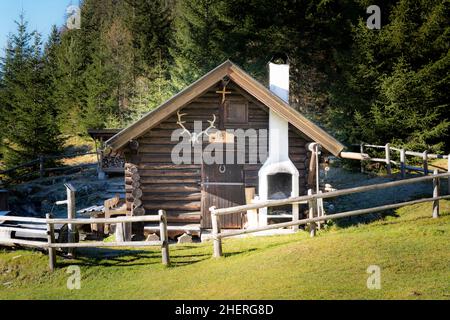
[209,171,450,258]
[0,152,98,185]
[0,210,170,270]
[356,143,449,178]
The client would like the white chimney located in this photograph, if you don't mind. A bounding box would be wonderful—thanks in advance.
[257,62,300,227]
[267,63,290,163]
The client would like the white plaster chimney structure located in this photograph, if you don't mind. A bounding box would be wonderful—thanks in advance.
[258,61,300,227]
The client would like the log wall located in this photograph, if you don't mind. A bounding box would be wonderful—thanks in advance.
[124,82,311,226]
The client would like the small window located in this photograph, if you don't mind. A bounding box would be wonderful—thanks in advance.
[223,101,248,124]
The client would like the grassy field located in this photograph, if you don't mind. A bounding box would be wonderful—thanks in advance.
[0,200,449,300]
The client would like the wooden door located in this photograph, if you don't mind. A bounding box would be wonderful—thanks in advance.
[201,164,245,229]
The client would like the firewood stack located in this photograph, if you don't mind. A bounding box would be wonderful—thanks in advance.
[102,154,125,170]
[126,164,145,240]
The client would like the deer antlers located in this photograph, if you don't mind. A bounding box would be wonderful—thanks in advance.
[177,111,217,144]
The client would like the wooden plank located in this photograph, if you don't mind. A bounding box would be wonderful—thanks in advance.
[139,177,199,184]
[137,164,200,171]
[159,210,170,266]
[167,213,201,223]
[141,193,202,201]
[423,151,429,175]
[0,226,47,235]
[141,185,200,193]
[385,143,392,175]
[144,202,201,211]
[138,170,200,177]
[201,164,245,229]
[47,215,160,225]
[400,149,406,178]
[211,211,222,258]
[340,152,370,161]
[0,238,48,248]
[433,170,440,218]
[144,224,201,232]
[308,189,316,237]
[46,213,56,271]
[50,241,162,248]
[211,172,450,216]
[216,195,450,239]
[0,216,47,223]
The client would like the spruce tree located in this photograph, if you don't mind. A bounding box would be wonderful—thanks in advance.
[331,0,450,152]
[0,15,63,170]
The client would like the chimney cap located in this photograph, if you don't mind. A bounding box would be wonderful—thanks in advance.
[269,53,290,65]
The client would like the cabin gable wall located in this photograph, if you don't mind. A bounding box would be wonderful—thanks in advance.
[123,83,311,227]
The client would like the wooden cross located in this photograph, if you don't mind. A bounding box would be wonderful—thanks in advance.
[216,85,232,104]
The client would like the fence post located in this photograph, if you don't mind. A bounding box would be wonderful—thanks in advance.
[39,155,45,179]
[97,150,106,180]
[316,191,324,230]
[423,151,429,175]
[385,143,392,175]
[433,170,440,218]
[159,210,170,266]
[400,149,406,179]
[66,184,77,257]
[360,143,365,173]
[308,189,316,238]
[448,154,450,195]
[210,207,223,258]
[46,213,56,271]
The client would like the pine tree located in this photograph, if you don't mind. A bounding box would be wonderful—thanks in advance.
[170,0,225,91]
[53,28,87,135]
[331,0,450,152]
[0,15,63,169]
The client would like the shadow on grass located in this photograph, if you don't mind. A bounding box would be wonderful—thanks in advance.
[332,209,399,228]
[56,247,216,268]
[56,248,162,268]
[54,243,295,269]
[63,144,92,155]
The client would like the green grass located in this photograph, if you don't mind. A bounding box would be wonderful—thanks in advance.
[1,201,450,300]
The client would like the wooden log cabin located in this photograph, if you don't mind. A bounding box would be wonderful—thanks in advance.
[105,60,344,239]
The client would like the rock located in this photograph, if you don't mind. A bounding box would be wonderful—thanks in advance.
[146,233,160,242]
[178,233,193,244]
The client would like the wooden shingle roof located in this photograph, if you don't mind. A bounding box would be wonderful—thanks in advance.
[106,60,345,156]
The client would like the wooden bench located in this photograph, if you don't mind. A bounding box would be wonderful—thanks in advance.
[104,194,129,235]
[77,195,129,237]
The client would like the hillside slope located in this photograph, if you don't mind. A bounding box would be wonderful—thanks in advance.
[1,200,449,300]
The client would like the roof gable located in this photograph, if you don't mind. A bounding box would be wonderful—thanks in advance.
[106,60,345,156]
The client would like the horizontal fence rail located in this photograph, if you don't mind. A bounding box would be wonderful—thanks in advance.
[211,172,450,216]
[0,151,98,185]
[209,171,450,258]
[0,210,171,270]
[351,143,449,178]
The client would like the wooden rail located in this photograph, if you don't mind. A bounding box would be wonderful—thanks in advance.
[0,211,171,270]
[0,152,98,185]
[209,171,450,258]
[353,143,449,179]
